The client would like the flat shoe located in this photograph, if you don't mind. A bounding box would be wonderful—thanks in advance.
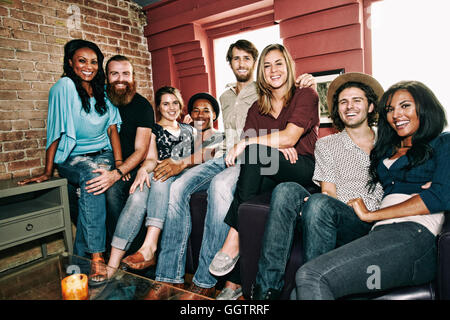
[88,256,109,287]
[209,251,239,276]
[122,251,156,270]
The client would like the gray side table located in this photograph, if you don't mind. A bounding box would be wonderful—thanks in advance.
[0,177,73,256]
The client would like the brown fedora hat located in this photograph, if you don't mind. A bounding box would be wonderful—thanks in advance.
[326,72,384,115]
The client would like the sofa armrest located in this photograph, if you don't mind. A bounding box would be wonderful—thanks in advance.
[437,212,450,299]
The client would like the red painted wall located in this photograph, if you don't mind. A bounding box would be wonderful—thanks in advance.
[143,0,376,119]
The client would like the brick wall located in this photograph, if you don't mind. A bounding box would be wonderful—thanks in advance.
[0,0,153,181]
[0,0,153,272]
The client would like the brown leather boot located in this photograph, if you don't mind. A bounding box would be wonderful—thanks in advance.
[143,281,184,300]
[178,284,216,300]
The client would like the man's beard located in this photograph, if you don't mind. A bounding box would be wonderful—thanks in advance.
[106,80,137,107]
[234,68,254,83]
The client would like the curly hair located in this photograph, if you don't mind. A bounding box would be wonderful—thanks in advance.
[62,39,107,115]
[330,81,379,131]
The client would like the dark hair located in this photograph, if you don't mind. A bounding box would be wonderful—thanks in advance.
[105,54,134,76]
[62,39,107,115]
[331,81,379,131]
[368,80,447,191]
[226,39,259,63]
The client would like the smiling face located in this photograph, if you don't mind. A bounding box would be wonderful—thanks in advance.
[230,47,255,83]
[337,87,374,129]
[69,47,98,82]
[107,60,134,92]
[386,89,420,146]
[158,93,181,121]
[263,49,288,91]
[190,98,216,131]
[106,60,137,106]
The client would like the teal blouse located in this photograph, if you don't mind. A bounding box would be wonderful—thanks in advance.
[46,77,122,164]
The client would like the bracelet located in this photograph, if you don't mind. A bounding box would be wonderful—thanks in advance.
[115,159,123,162]
[115,167,124,177]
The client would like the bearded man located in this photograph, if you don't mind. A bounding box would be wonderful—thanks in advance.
[84,55,155,252]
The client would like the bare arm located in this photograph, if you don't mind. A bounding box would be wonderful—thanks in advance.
[129,133,158,194]
[320,181,337,199]
[18,139,59,185]
[348,195,430,223]
[225,123,304,167]
[107,124,123,165]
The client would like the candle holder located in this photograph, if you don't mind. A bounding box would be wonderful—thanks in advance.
[61,273,89,300]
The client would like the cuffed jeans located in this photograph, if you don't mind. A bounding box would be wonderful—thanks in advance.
[293,222,437,300]
[255,182,310,294]
[56,151,113,257]
[155,156,240,288]
[105,168,136,249]
[111,172,179,252]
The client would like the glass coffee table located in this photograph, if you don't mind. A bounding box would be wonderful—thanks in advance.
[0,252,212,300]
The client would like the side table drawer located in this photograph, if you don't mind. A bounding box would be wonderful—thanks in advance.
[0,209,64,248]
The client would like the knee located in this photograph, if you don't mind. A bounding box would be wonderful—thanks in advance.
[126,187,148,206]
[302,193,334,225]
[270,182,306,217]
[295,264,323,291]
[209,175,235,202]
[273,182,308,202]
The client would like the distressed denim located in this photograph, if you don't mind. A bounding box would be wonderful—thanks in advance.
[155,156,240,288]
[111,172,179,251]
[293,222,437,300]
[105,169,136,247]
[56,151,114,257]
[255,182,310,294]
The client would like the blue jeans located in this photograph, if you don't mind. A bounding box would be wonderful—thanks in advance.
[301,193,373,263]
[255,182,310,294]
[293,222,437,299]
[111,172,180,251]
[155,156,240,288]
[105,169,136,247]
[56,151,114,257]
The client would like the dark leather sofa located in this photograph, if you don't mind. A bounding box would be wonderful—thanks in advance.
[188,190,450,300]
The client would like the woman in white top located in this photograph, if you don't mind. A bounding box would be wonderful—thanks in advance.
[293,80,450,299]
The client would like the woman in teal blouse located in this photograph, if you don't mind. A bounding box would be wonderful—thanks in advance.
[19,39,122,285]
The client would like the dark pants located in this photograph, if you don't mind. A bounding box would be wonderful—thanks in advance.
[224,145,315,230]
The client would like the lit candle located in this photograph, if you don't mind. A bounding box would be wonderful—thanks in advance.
[61,273,89,300]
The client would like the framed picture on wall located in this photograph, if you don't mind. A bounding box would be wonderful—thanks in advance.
[312,69,345,125]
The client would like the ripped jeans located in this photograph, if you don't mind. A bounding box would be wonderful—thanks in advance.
[56,150,113,257]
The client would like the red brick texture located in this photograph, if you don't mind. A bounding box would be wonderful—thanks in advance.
[0,0,153,180]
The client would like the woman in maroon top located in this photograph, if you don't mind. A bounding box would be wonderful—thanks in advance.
[209,43,319,279]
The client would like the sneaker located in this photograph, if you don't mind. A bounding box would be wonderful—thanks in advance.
[216,287,243,300]
[209,251,240,276]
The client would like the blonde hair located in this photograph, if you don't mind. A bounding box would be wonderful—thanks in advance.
[256,44,296,115]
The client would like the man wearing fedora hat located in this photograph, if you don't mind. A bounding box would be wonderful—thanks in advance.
[251,72,386,300]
